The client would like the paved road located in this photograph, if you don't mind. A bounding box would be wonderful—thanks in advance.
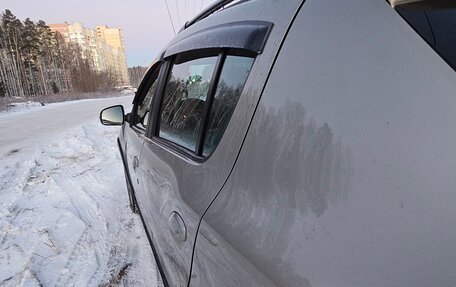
[0,95,133,156]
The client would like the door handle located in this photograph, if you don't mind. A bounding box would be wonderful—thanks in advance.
[168,211,187,242]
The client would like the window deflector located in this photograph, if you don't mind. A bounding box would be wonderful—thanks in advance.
[131,63,162,134]
[164,21,273,58]
[133,60,161,107]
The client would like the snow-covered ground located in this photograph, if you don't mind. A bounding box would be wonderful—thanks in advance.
[0,95,162,286]
[4,101,45,114]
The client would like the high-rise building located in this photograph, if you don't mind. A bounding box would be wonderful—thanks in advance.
[49,22,130,86]
[96,25,129,86]
[48,23,70,43]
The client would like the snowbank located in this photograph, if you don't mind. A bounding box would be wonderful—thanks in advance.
[0,121,161,286]
[6,101,44,113]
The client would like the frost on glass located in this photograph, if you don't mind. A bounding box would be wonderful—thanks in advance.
[203,56,254,156]
[159,56,217,152]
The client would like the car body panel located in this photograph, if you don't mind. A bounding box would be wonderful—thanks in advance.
[126,1,303,286]
[195,0,456,286]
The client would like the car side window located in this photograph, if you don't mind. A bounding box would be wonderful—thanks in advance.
[203,56,254,156]
[156,51,254,157]
[133,66,160,130]
[158,55,218,152]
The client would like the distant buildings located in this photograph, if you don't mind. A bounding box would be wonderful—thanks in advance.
[49,22,130,86]
[96,25,129,86]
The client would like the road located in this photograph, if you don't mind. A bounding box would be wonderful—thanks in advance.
[0,96,132,156]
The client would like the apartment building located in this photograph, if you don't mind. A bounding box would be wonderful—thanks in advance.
[96,25,129,86]
[48,23,70,43]
[49,22,130,86]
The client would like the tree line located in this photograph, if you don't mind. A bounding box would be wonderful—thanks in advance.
[0,9,116,98]
[128,66,148,88]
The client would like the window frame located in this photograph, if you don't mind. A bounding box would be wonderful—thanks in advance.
[145,48,255,162]
[130,61,163,133]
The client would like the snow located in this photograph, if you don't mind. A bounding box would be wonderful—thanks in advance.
[121,89,136,95]
[5,101,45,114]
[0,96,162,286]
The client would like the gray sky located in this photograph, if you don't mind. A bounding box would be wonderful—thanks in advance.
[1,0,215,67]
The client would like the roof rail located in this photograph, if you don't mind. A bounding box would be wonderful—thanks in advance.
[182,0,247,31]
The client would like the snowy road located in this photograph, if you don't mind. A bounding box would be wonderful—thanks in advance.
[0,96,131,156]
[0,96,161,286]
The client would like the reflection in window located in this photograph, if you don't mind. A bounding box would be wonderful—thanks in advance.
[203,56,254,156]
[159,56,217,152]
[136,80,158,129]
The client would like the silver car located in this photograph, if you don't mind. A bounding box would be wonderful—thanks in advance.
[100,0,456,286]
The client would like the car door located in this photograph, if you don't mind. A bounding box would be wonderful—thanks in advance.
[131,1,303,286]
[137,51,254,287]
[123,61,162,209]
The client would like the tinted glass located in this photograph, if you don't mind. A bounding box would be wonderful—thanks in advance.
[396,3,456,70]
[159,56,217,152]
[135,68,160,129]
[203,56,254,156]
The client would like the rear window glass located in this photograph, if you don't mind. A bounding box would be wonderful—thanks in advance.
[159,56,217,152]
[203,56,254,156]
[395,2,456,70]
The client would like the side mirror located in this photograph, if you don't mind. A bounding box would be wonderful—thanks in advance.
[100,105,125,126]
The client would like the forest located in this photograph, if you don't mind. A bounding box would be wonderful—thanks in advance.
[0,9,116,98]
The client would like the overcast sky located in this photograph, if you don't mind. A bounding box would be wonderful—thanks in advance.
[1,0,215,67]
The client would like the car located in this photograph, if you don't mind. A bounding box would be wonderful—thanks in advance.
[100,0,456,286]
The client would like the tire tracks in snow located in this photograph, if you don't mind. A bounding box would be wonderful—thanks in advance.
[50,128,131,287]
[53,155,108,287]
[1,122,158,287]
